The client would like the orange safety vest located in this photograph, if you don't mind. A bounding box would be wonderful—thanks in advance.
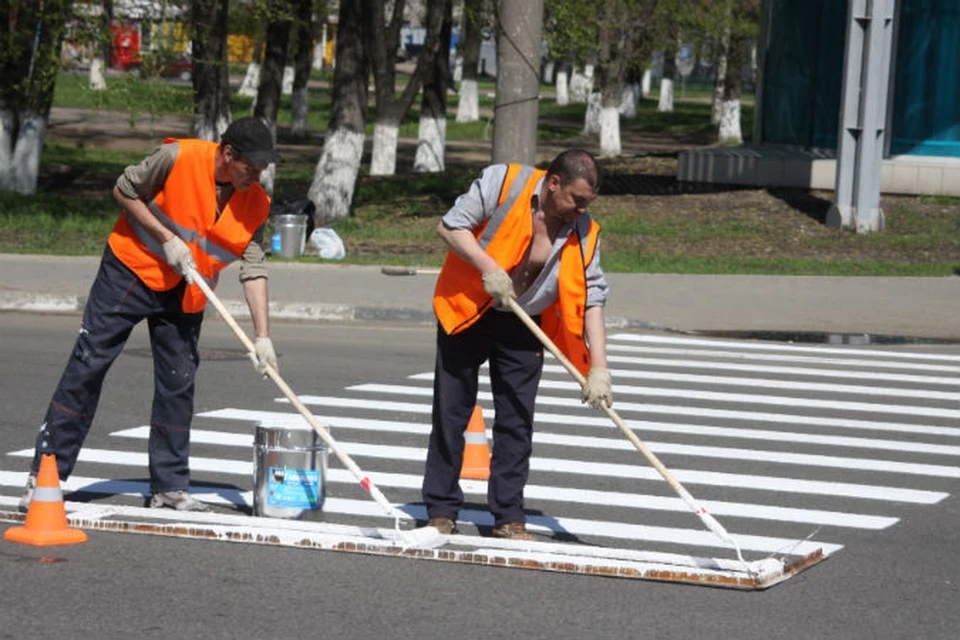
[433,164,601,375]
[108,138,270,313]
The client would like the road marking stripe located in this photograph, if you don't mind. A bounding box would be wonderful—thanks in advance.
[25,443,944,504]
[607,342,960,379]
[608,334,960,363]
[197,407,960,456]
[540,366,960,400]
[299,392,960,438]
[0,469,898,530]
[352,382,960,421]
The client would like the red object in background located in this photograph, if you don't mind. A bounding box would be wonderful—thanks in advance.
[110,22,141,71]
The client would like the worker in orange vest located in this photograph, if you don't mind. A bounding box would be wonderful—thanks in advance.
[423,149,613,541]
[19,117,281,513]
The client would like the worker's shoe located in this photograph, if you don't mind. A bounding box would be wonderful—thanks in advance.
[18,472,37,513]
[149,490,210,512]
[426,517,458,535]
[492,521,534,541]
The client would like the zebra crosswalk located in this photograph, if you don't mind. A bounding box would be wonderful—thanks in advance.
[3,332,959,565]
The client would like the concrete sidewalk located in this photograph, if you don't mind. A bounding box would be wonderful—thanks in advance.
[1,253,958,339]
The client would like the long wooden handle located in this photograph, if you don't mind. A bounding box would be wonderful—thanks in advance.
[505,297,743,553]
[187,268,406,522]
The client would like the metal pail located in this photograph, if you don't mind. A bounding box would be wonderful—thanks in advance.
[253,422,328,519]
[269,214,307,258]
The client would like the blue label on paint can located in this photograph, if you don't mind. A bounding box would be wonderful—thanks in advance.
[271,232,282,254]
[266,466,321,509]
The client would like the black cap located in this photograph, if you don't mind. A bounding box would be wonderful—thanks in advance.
[221,117,282,166]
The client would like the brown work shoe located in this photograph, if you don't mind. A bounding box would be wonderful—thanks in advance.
[492,521,534,541]
[426,517,458,535]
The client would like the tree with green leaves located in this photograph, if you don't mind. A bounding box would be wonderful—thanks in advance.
[1,0,72,194]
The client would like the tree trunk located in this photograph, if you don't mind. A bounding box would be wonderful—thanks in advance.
[414,0,453,173]
[492,0,544,165]
[658,41,677,113]
[555,65,569,105]
[89,0,113,91]
[455,0,483,123]
[583,92,601,135]
[191,0,232,140]
[290,0,316,138]
[255,8,292,126]
[0,0,69,195]
[569,65,593,103]
[307,0,369,226]
[718,36,745,144]
[712,1,732,125]
[89,58,108,91]
[366,0,423,176]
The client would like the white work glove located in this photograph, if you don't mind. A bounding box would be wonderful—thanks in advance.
[481,268,516,306]
[162,237,196,283]
[253,337,278,377]
[581,366,613,409]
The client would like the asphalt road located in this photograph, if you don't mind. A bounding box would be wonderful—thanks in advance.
[0,314,957,639]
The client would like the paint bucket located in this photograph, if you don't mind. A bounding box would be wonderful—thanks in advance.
[269,214,307,258]
[253,422,328,519]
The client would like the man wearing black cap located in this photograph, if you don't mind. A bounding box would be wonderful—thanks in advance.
[18,117,282,513]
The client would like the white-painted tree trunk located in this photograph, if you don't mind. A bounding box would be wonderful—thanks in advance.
[89,58,107,91]
[413,114,446,173]
[259,164,276,197]
[599,106,621,157]
[258,120,278,196]
[555,68,569,105]
[238,62,260,97]
[583,92,602,135]
[282,66,294,95]
[0,108,16,191]
[291,86,309,136]
[657,77,674,112]
[193,113,231,143]
[641,68,652,98]
[712,53,728,125]
[1,111,47,194]
[369,122,400,176]
[718,98,742,143]
[453,55,463,83]
[619,83,639,118]
[542,60,555,85]
[308,127,365,225]
[455,78,479,122]
[569,64,594,103]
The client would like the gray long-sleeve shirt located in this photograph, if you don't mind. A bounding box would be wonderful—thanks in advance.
[441,163,609,316]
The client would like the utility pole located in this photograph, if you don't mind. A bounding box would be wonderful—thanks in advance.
[492,0,544,165]
[827,0,895,233]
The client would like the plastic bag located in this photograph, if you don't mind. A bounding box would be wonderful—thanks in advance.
[309,227,346,260]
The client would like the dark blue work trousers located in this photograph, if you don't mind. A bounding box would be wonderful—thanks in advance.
[422,310,544,527]
[31,246,203,493]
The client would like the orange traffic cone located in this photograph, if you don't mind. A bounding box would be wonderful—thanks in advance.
[4,454,87,546]
[460,405,491,480]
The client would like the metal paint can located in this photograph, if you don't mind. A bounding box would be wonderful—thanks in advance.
[253,422,327,519]
[269,214,307,258]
